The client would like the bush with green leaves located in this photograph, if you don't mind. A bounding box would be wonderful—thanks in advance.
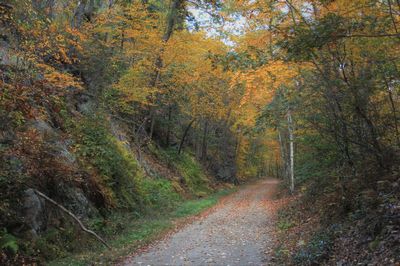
[153,148,211,197]
[73,115,142,209]
[0,229,18,254]
[140,178,182,212]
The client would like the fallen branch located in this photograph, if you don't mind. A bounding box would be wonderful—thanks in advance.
[33,189,111,249]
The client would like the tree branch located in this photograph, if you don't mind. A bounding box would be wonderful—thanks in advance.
[335,33,400,38]
[34,189,111,249]
[0,3,13,9]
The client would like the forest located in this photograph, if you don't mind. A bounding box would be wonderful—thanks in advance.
[0,0,399,265]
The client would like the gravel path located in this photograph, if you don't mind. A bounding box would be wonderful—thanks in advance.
[123,178,279,266]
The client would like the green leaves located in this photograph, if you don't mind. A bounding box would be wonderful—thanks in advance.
[0,230,18,254]
[283,13,346,61]
[73,115,141,209]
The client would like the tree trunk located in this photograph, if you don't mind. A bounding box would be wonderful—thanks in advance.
[287,109,295,194]
[201,120,208,160]
[149,110,155,140]
[147,0,184,137]
[72,0,95,28]
[278,129,289,180]
[73,0,86,28]
[178,119,195,154]
[384,78,400,146]
[166,105,172,146]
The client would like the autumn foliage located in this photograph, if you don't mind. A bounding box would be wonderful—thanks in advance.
[0,0,399,264]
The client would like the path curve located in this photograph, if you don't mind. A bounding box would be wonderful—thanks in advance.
[123,178,279,266]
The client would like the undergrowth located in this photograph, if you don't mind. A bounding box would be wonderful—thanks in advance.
[293,231,332,265]
[48,188,234,266]
[0,110,224,264]
[150,145,212,197]
[72,115,143,209]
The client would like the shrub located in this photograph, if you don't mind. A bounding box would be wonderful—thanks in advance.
[73,115,142,209]
[140,178,181,212]
[0,229,18,254]
[154,148,211,197]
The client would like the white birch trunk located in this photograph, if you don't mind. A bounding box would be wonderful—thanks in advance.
[287,109,295,193]
[278,130,289,180]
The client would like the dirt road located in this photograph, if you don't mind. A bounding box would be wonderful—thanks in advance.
[123,178,279,266]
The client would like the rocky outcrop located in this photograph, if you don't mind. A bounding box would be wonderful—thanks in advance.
[22,189,46,237]
[75,94,96,115]
[63,187,97,220]
[110,119,132,151]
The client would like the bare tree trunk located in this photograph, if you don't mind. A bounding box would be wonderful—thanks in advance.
[108,0,115,8]
[287,109,295,193]
[384,78,400,146]
[166,105,172,146]
[275,157,280,178]
[388,0,399,34]
[147,0,184,138]
[178,119,195,154]
[149,111,155,140]
[278,129,289,180]
[201,120,208,160]
[120,28,125,50]
[72,0,95,28]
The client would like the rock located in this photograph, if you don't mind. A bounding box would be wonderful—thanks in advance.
[0,44,12,66]
[63,186,97,220]
[30,119,58,139]
[23,188,46,237]
[76,94,95,114]
[53,139,76,164]
[29,119,78,167]
[110,119,131,151]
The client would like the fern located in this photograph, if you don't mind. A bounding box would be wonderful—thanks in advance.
[0,230,19,254]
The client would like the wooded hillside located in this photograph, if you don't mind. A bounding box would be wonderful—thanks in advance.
[0,0,399,265]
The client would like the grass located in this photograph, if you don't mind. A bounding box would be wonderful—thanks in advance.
[47,188,235,266]
[150,146,212,197]
[173,189,232,217]
[277,219,295,232]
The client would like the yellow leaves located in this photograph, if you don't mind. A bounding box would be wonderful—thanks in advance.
[114,62,159,106]
[320,0,378,17]
[236,30,273,54]
[117,84,159,106]
[231,61,305,128]
[88,1,161,54]
[58,47,72,64]
[35,63,82,90]
[237,60,299,107]
[164,31,226,71]
[65,25,85,39]
[144,30,233,119]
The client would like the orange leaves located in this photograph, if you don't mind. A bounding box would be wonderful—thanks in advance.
[236,60,298,107]
[36,63,82,90]
[230,61,303,128]
[320,0,379,18]
[88,2,161,55]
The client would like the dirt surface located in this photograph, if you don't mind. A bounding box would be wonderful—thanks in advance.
[123,178,279,266]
